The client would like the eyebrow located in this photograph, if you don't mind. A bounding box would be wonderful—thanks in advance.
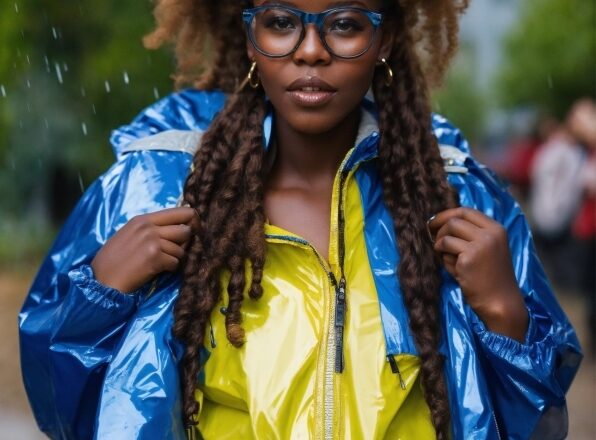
[258,1,373,9]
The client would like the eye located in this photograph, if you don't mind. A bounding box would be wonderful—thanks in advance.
[329,18,364,33]
[263,15,298,31]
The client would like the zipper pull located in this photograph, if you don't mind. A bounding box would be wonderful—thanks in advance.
[209,320,217,349]
[387,355,406,390]
[334,276,347,373]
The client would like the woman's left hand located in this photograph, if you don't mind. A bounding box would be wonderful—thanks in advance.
[428,207,528,342]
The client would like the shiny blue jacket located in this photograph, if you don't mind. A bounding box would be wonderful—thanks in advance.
[19,89,582,439]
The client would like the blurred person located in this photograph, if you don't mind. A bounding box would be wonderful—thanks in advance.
[18,1,582,439]
[529,112,586,288]
[568,98,596,356]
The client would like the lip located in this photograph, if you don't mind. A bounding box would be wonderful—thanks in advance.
[286,77,337,107]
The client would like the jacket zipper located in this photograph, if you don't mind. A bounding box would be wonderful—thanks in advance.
[265,153,353,439]
[492,411,503,440]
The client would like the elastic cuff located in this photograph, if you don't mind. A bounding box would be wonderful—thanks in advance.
[69,264,144,310]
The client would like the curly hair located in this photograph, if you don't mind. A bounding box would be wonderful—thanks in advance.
[145,0,468,438]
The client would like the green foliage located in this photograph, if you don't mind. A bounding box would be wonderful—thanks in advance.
[497,0,595,119]
[432,46,487,147]
[0,0,174,219]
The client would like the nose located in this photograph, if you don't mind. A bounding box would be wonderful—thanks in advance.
[292,24,332,65]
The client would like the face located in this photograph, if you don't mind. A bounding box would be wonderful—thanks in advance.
[247,0,392,135]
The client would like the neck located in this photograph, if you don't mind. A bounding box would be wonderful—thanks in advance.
[269,108,361,189]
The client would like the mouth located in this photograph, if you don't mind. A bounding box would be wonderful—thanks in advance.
[287,77,337,106]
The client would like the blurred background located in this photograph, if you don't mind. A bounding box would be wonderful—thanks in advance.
[0,0,594,437]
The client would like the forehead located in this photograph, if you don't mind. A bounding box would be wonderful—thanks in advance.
[252,0,384,12]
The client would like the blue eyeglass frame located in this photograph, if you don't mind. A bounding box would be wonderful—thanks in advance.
[242,5,384,59]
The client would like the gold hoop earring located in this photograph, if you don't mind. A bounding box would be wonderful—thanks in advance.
[247,61,260,89]
[379,58,394,86]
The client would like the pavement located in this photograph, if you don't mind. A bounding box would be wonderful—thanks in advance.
[1,269,594,439]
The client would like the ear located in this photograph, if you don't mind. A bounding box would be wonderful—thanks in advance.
[378,27,395,60]
[246,39,256,62]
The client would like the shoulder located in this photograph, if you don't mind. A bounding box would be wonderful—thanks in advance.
[431,113,518,222]
[110,88,228,160]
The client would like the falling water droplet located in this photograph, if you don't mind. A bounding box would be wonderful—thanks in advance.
[78,173,85,194]
[26,54,30,65]
[55,62,63,84]
[104,80,111,93]
[81,122,88,136]
[92,104,97,114]
[26,78,31,88]
[63,62,68,73]
[1,85,6,97]
[44,55,50,73]
[26,103,31,113]
[14,2,19,13]
[123,71,130,84]
[80,86,86,97]
[153,87,160,99]
[52,27,58,40]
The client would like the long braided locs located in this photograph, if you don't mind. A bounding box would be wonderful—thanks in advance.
[145,0,469,434]
[373,3,461,438]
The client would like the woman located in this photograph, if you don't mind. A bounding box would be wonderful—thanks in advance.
[19,0,582,439]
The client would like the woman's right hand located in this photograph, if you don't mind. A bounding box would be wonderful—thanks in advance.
[91,207,197,293]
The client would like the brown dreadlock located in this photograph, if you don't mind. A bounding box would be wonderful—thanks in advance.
[144,0,469,438]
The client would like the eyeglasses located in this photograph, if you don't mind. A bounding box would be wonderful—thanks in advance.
[242,5,384,59]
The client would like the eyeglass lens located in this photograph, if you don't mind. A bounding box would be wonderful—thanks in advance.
[250,8,376,58]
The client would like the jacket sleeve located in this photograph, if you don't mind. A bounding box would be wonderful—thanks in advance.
[18,152,171,440]
[441,141,583,440]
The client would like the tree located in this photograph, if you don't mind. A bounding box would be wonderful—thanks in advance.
[0,1,174,220]
[496,0,595,119]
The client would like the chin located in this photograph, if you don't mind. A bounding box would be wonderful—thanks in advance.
[284,113,345,135]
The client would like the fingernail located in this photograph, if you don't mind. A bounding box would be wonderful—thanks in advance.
[426,215,436,244]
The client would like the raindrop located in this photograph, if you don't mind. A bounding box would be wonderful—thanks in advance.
[26,78,31,88]
[26,54,30,65]
[123,71,130,84]
[153,87,160,99]
[52,27,58,40]
[104,80,111,93]
[14,3,19,13]
[80,86,86,97]
[1,85,6,97]
[92,104,97,114]
[26,103,31,113]
[63,63,68,73]
[81,122,88,136]
[55,62,63,84]
[44,55,50,73]
[78,173,85,194]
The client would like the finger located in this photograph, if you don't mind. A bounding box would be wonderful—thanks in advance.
[159,224,192,244]
[435,217,482,243]
[442,254,457,274]
[428,207,495,236]
[160,252,182,272]
[148,207,196,226]
[160,239,186,260]
[434,235,468,255]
